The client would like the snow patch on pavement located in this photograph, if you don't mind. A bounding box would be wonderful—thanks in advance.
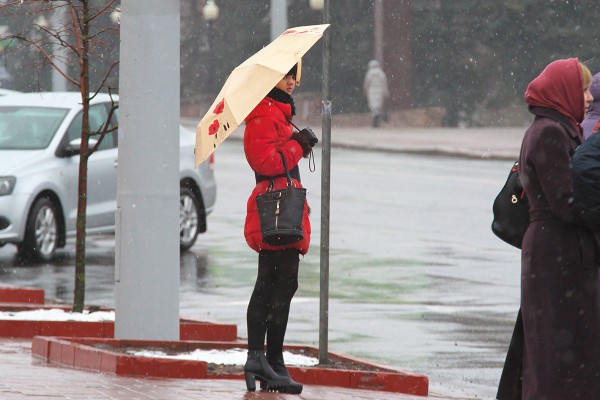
[128,348,319,367]
[0,308,114,321]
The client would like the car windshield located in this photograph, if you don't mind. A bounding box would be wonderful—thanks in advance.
[0,106,68,150]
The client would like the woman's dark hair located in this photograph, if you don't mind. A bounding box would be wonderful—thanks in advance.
[287,64,298,79]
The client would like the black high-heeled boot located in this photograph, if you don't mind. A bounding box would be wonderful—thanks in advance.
[261,353,303,394]
[244,350,291,392]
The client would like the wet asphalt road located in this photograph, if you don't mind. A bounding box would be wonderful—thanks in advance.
[0,140,521,399]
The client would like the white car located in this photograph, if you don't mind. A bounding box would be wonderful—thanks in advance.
[0,92,216,261]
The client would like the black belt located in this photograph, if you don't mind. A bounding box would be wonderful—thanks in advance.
[255,165,301,184]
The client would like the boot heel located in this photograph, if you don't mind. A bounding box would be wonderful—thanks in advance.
[244,371,256,391]
[244,350,289,392]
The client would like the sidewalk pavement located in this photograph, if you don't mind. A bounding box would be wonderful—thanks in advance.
[182,117,525,161]
[1,339,451,400]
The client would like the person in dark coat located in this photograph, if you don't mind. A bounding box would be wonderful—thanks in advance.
[581,72,600,139]
[242,64,315,394]
[497,58,600,400]
[571,132,600,231]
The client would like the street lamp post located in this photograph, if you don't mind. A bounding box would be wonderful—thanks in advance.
[202,0,219,95]
[309,0,331,365]
[49,3,68,91]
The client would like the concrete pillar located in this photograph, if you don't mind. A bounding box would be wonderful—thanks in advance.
[114,0,180,340]
[270,0,287,41]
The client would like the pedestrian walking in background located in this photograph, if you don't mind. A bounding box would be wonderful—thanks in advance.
[581,71,600,139]
[497,58,600,400]
[242,64,315,394]
[363,60,389,127]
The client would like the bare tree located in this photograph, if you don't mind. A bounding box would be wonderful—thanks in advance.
[0,0,119,312]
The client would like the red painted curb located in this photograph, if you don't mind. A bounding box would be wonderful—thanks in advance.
[0,284,44,304]
[31,337,429,396]
[0,305,237,341]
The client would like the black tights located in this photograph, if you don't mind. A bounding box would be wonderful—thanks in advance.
[247,249,300,357]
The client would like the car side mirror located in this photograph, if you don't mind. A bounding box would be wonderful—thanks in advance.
[62,139,82,157]
[61,138,98,157]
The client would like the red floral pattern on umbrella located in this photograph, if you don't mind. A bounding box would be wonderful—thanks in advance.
[213,99,225,115]
[283,28,312,35]
[209,120,220,135]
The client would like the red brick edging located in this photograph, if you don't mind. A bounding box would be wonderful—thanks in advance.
[0,304,237,341]
[31,337,429,396]
[0,284,44,304]
[0,284,237,340]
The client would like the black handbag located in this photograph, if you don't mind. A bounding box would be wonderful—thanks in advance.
[491,161,530,249]
[255,153,306,246]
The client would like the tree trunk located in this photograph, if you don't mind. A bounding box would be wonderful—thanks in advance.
[72,1,91,313]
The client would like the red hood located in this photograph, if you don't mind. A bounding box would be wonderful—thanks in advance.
[524,58,584,127]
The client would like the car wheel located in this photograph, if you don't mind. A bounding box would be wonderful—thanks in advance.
[180,186,200,251]
[20,197,59,261]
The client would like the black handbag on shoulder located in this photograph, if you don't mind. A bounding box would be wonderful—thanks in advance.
[255,152,306,246]
[491,161,530,249]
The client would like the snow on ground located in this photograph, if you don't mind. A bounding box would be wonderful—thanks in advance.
[0,309,114,321]
[128,348,319,367]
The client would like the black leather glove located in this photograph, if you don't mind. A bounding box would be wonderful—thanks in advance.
[291,131,312,157]
[298,128,318,148]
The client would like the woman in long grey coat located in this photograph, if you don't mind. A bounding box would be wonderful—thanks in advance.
[497,58,600,400]
[363,60,389,127]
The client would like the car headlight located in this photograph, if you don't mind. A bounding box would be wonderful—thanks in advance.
[0,176,16,196]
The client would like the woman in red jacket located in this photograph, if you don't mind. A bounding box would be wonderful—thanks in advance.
[242,64,315,394]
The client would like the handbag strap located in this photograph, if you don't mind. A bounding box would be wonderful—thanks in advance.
[267,152,293,190]
[254,151,300,184]
[278,151,293,186]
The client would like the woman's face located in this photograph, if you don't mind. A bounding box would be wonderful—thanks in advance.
[276,74,296,95]
[584,85,593,114]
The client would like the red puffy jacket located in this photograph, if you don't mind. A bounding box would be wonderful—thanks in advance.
[243,97,311,254]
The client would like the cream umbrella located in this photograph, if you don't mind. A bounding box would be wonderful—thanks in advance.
[195,24,329,167]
